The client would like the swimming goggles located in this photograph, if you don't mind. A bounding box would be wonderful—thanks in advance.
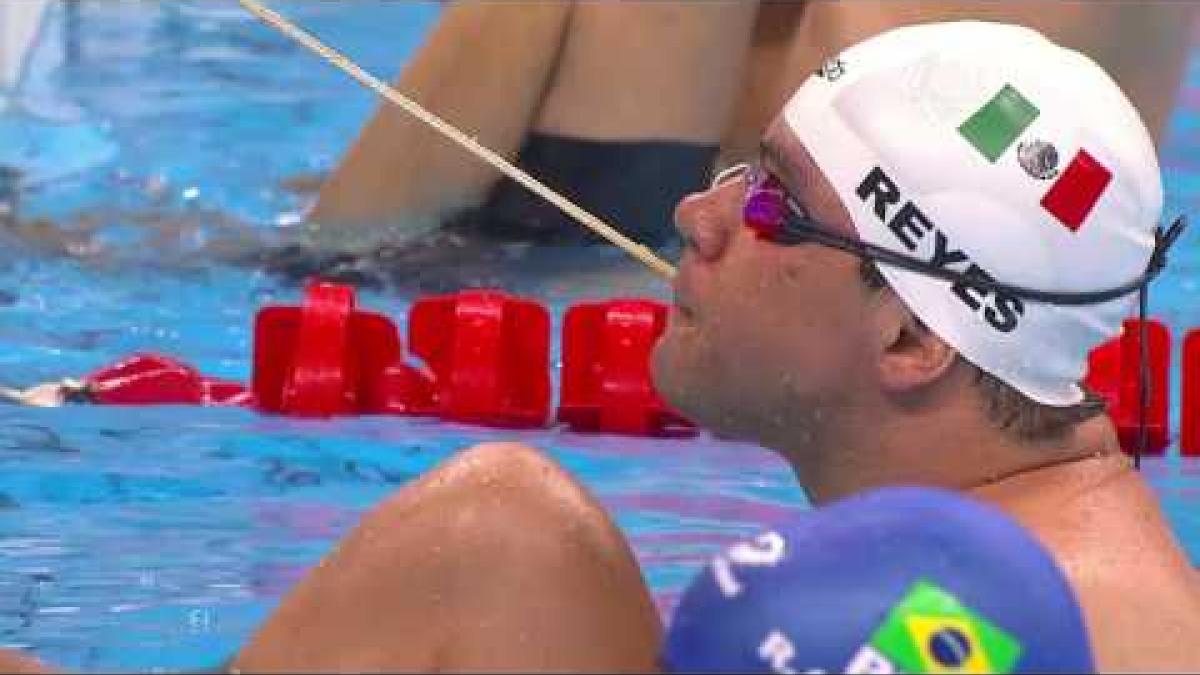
[712,162,1187,308]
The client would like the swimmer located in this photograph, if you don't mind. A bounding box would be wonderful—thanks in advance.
[652,21,1199,670]
[0,19,1195,674]
[664,487,1095,673]
[299,1,1194,277]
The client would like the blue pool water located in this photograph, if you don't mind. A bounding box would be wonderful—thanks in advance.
[0,3,1196,671]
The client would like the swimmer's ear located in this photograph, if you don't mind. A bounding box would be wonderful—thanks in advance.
[873,296,957,393]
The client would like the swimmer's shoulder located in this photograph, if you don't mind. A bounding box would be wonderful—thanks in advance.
[977,454,1200,670]
[1061,468,1200,668]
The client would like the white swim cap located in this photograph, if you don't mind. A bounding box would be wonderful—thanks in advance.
[784,21,1163,406]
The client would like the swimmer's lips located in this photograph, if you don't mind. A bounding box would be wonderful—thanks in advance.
[670,261,702,325]
[670,287,697,324]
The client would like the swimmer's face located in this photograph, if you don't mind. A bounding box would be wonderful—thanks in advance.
[653,118,885,451]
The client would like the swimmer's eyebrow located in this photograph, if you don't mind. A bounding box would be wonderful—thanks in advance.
[760,139,805,196]
[759,140,785,172]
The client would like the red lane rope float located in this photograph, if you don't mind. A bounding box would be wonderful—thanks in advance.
[559,299,694,437]
[409,290,551,428]
[85,353,250,407]
[280,282,357,416]
[1085,318,1171,456]
[253,281,431,418]
[1183,330,1200,457]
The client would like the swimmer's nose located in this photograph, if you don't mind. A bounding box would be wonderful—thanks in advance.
[674,181,739,262]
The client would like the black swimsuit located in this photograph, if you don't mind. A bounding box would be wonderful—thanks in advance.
[446,131,720,248]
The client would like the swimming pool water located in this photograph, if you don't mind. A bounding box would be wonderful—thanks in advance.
[0,3,1196,671]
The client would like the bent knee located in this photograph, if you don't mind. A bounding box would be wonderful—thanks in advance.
[430,442,595,511]
[447,441,566,484]
[436,442,616,538]
[365,442,618,547]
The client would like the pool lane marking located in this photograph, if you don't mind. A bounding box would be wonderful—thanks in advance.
[236,0,677,282]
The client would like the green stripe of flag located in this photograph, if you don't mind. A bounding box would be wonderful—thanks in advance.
[959,85,1040,163]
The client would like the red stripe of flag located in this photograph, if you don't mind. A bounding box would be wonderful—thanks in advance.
[1040,149,1112,232]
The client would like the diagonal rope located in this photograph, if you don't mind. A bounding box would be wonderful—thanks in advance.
[237,0,677,281]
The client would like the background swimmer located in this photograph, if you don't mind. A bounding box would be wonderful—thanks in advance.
[653,22,1199,669]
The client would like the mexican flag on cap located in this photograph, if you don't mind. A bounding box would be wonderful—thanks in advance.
[958,84,1113,232]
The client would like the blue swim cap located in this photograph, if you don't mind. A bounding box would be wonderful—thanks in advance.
[662,487,1093,673]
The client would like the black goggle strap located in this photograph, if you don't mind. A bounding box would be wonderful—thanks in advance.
[1128,213,1189,467]
[781,213,1188,471]
[778,213,1187,307]
[1136,272,1148,470]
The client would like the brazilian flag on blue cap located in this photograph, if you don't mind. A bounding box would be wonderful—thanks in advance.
[865,580,1022,674]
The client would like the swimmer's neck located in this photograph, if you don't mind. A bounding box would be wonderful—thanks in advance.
[784,406,1125,507]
